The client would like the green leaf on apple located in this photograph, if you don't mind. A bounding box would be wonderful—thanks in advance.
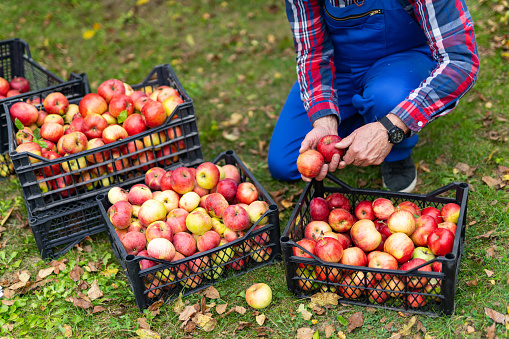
[14,118,24,131]
[37,140,48,149]
[117,110,128,124]
[32,128,42,141]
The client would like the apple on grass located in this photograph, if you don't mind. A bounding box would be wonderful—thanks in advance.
[296,150,324,178]
[316,134,344,163]
[245,283,272,309]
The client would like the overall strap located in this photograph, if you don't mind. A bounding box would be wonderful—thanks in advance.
[396,0,419,23]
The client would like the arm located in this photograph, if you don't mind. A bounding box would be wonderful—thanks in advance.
[286,0,341,181]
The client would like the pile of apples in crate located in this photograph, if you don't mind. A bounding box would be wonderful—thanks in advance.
[107,161,272,286]
[10,78,184,190]
[0,76,31,98]
[294,192,460,307]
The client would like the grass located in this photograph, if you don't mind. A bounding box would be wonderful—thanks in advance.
[0,0,508,338]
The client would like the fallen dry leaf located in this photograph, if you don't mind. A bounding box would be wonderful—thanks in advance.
[235,321,250,332]
[347,312,364,332]
[297,304,312,320]
[137,317,150,330]
[37,267,55,280]
[232,306,247,315]
[92,306,106,314]
[62,324,72,338]
[484,307,505,324]
[485,269,495,277]
[296,327,315,339]
[173,293,185,314]
[256,314,266,326]
[195,313,217,332]
[486,323,496,339]
[473,230,495,239]
[73,297,92,309]
[69,265,84,282]
[179,305,197,322]
[310,292,340,307]
[337,330,347,339]
[466,325,475,333]
[216,303,228,314]
[324,323,335,338]
[136,328,161,339]
[201,286,220,299]
[87,279,103,300]
[397,316,417,336]
[486,246,496,259]
[183,320,196,333]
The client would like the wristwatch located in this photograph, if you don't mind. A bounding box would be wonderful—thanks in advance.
[378,116,406,144]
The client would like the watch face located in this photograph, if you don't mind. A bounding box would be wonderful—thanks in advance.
[390,128,405,144]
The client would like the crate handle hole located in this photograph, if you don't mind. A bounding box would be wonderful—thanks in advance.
[280,236,290,243]
[459,183,468,188]
[269,205,278,212]
[225,150,234,155]
[96,194,105,201]
[445,253,455,260]
[126,255,136,262]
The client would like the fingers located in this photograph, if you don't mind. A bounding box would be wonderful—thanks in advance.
[327,153,341,172]
[315,163,329,181]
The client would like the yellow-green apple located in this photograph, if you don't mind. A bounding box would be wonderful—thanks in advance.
[216,178,237,202]
[78,171,99,190]
[423,278,442,301]
[197,230,221,252]
[293,238,316,269]
[328,208,354,233]
[61,131,88,154]
[123,83,134,96]
[122,113,146,136]
[340,246,367,267]
[153,190,179,213]
[165,208,189,234]
[102,112,117,125]
[223,205,250,231]
[247,200,269,225]
[157,86,179,103]
[102,125,128,144]
[144,167,165,191]
[79,93,108,117]
[35,174,50,194]
[131,204,140,218]
[141,100,166,128]
[354,200,375,220]
[309,197,329,222]
[304,220,332,241]
[16,142,42,163]
[205,193,229,218]
[85,138,110,163]
[43,92,68,115]
[179,191,201,212]
[147,237,175,261]
[440,203,460,224]
[180,269,203,289]
[315,237,343,263]
[203,262,224,280]
[121,231,146,255]
[372,198,395,220]
[162,95,184,118]
[412,246,436,263]
[170,167,195,194]
[108,201,133,229]
[384,232,415,264]
[69,116,84,133]
[316,134,343,163]
[187,255,211,274]
[216,165,225,180]
[195,162,220,190]
[211,239,235,264]
[138,199,167,227]
[438,221,457,235]
[9,102,39,126]
[397,201,421,216]
[36,110,49,127]
[61,156,87,173]
[387,209,416,236]
[41,150,61,177]
[40,122,64,143]
[16,127,33,144]
[97,79,125,103]
[82,113,108,139]
[326,192,351,211]
[65,104,80,124]
[235,182,259,205]
[186,210,213,235]
[296,266,319,292]
[9,77,30,92]
[50,174,75,197]
[173,231,197,257]
[296,149,324,178]
[421,206,443,223]
[245,283,272,309]
[427,228,454,256]
[44,114,64,125]
[108,94,133,118]
[367,252,398,280]
[350,219,381,252]
[410,214,438,246]
[222,164,241,185]
[134,96,151,113]
[211,217,226,236]
[108,186,129,204]
[145,220,173,243]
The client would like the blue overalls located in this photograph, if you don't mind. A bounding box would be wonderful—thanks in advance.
[268,0,437,181]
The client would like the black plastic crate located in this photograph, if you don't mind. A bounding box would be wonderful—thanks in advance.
[29,197,105,259]
[0,38,89,154]
[6,64,203,217]
[281,174,468,316]
[97,150,282,311]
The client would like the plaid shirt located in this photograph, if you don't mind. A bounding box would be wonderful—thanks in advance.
[286,0,479,132]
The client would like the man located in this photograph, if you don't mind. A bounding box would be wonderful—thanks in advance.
[268,0,479,192]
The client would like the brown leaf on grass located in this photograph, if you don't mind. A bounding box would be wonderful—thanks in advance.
[473,230,495,239]
[179,305,197,323]
[397,316,417,336]
[296,327,315,339]
[347,312,364,332]
[484,307,505,324]
[183,320,196,333]
[200,286,220,299]
[486,246,496,259]
[92,306,106,314]
[137,317,150,330]
[485,269,495,277]
[62,324,72,338]
[281,199,294,209]
[69,265,84,282]
[87,279,103,300]
[173,293,184,314]
[323,323,335,338]
[235,321,250,331]
[310,292,340,307]
[337,330,347,339]
[136,328,161,339]
[269,187,288,199]
[49,259,67,274]
[147,300,163,313]
[454,162,476,177]
[256,314,266,326]
[73,297,92,309]
[486,323,496,339]
[85,261,101,272]
[77,280,90,290]
[297,304,313,320]
[195,313,216,332]
[1,300,15,306]
[232,306,247,315]
[37,267,55,280]
[466,325,475,333]
[216,303,228,314]
[416,319,427,333]
[417,160,430,173]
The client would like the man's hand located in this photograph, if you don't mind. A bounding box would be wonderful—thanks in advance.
[299,115,339,182]
[334,114,409,169]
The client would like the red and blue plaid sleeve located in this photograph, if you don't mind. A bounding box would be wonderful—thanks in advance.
[390,0,480,132]
[286,0,340,125]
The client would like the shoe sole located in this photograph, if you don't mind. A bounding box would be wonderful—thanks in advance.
[382,168,417,193]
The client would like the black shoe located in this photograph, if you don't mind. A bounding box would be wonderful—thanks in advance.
[381,156,417,193]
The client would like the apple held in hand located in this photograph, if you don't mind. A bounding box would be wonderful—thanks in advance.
[245,283,272,309]
[316,134,344,163]
[296,150,324,178]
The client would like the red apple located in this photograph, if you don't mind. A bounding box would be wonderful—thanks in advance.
[78,93,108,117]
[205,193,230,218]
[16,142,42,163]
[173,231,197,257]
[384,233,415,264]
[410,214,438,246]
[387,209,416,236]
[166,208,189,234]
[400,258,432,288]
[407,290,426,308]
[9,102,39,126]
[69,116,84,133]
[340,246,367,267]
[293,238,316,268]
[296,150,324,178]
[304,221,332,241]
[102,125,128,144]
[328,208,354,233]
[372,198,395,220]
[309,197,329,221]
[236,182,259,205]
[108,94,134,119]
[43,92,69,115]
[326,192,351,211]
[41,150,61,177]
[432,261,442,273]
[97,79,125,103]
[141,100,166,128]
[170,166,195,194]
[421,206,443,223]
[134,96,152,112]
[50,174,76,197]
[222,164,241,185]
[350,219,381,252]
[354,200,375,221]
[121,231,147,256]
[197,230,221,252]
[144,167,166,191]
[368,252,398,280]
[441,203,461,224]
[215,178,238,202]
[427,228,455,256]
[397,201,421,216]
[128,184,153,206]
[108,200,133,229]
[9,77,30,93]
[6,89,20,97]
[315,237,343,263]
[222,205,250,231]
[438,221,457,235]
[156,86,179,103]
[36,110,49,127]
[147,237,175,261]
[15,127,33,145]
[44,114,65,125]
[316,134,344,163]
[0,76,9,96]
[82,113,108,139]
[122,113,147,136]
[61,131,88,154]
[85,138,110,163]
[145,220,173,243]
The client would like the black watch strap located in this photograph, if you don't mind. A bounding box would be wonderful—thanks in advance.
[378,116,406,144]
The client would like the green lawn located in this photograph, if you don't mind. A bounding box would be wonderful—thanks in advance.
[0,1,508,338]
